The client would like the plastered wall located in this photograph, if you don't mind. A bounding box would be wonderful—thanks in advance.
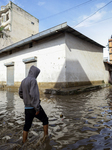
[11,3,39,43]
[65,33,109,85]
[0,34,66,88]
[0,32,109,89]
[0,2,39,49]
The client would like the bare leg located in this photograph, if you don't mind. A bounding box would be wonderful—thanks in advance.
[23,130,28,143]
[43,124,48,136]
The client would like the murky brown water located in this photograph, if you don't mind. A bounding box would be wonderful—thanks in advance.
[0,87,112,150]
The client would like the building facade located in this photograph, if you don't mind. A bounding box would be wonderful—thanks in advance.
[109,36,112,63]
[0,23,109,90]
[0,1,39,49]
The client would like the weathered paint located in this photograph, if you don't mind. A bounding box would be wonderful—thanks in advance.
[0,34,66,88]
[0,1,39,49]
[65,33,109,85]
[7,66,14,85]
[0,31,109,89]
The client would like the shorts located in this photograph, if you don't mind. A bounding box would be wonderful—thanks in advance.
[24,105,48,131]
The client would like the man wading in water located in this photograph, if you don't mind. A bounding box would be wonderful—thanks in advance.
[19,65,48,143]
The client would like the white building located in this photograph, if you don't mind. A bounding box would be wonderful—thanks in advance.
[0,1,39,49]
[0,23,110,90]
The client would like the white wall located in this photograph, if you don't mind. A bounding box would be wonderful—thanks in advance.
[0,2,39,50]
[0,35,66,85]
[65,33,109,84]
[103,47,109,62]
[11,3,39,43]
[0,62,6,82]
[0,32,109,88]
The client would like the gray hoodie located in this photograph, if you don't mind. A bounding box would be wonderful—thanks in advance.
[19,65,40,112]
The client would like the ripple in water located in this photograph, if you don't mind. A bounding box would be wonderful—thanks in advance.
[0,87,112,149]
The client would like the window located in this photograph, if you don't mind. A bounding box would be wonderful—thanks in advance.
[29,42,33,48]
[25,62,37,77]
[2,15,5,22]
[6,13,9,21]
[23,56,37,77]
[0,33,3,38]
[9,50,12,54]
[31,22,34,25]
[4,62,14,86]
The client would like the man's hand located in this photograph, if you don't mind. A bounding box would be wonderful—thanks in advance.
[35,111,39,115]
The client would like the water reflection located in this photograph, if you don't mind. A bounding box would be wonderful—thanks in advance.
[0,87,112,149]
[6,91,14,112]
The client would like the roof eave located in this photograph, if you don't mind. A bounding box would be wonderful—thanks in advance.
[0,22,68,53]
[0,22,104,54]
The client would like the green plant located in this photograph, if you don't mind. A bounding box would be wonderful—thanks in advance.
[0,27,4,32]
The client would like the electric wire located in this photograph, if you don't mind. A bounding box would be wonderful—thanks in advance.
[74,0,112,28]
[86,16,112,26]
[39,0,95,21]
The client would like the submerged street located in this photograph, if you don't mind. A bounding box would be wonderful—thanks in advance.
[0,87,112,149]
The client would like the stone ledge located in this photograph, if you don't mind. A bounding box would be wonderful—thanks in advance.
[44,84,110,95]
[0,85,19,91]
[0,84,110,94]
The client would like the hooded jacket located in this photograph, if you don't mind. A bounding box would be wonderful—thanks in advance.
[19,65,40,112]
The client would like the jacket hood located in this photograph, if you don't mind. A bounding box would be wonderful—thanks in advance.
[28,65,40,78]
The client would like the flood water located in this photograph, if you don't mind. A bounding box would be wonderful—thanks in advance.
[0,87,112,150]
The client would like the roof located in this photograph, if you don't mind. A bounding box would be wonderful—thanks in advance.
[0,22,105,54]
